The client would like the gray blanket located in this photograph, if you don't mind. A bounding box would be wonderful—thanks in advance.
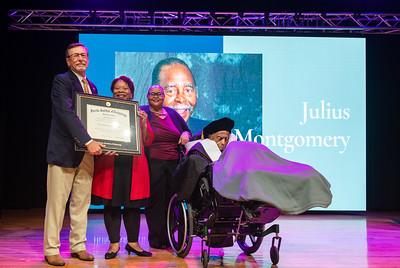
[212,141,332,215]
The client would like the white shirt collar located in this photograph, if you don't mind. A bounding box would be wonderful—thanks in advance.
[71,70,86,81]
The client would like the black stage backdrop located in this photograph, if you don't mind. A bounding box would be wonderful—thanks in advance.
[2,16,400,211]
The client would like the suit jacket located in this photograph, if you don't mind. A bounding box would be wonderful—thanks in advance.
[47,70,98,168]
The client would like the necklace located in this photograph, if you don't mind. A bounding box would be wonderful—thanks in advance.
[150,107,167,119]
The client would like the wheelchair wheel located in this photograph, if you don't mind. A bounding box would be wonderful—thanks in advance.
[270,245,279,265]
[167,193,193,258]
[237,232,264,255]
[270,236,281,265]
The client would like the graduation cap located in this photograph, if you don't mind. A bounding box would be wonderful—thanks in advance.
[203,117,234,138]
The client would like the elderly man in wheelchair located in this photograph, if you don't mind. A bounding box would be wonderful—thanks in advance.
[168,117,332,267]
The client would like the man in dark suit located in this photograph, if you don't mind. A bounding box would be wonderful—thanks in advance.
[43,43,103,266]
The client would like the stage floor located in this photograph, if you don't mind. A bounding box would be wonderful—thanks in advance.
[0,209,399,267]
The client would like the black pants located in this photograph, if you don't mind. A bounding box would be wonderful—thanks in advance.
[104,205,141,243]
[145,158,179,247]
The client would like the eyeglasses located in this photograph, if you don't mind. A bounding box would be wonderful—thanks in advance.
[148,92,164,97]
[67,53,88,60]
[164,84,195,97]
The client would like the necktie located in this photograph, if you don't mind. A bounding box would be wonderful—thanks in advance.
[82,78,91,94]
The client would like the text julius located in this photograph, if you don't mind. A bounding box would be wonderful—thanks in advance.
[299,100,350,126]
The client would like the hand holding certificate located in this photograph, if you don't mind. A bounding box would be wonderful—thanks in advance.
[75,93,142,155]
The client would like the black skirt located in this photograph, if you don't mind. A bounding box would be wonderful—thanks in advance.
[92,155,148,208]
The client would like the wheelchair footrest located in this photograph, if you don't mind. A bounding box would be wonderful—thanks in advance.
[257,224,279,237]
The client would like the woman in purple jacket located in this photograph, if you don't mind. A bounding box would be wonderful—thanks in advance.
[141,84,191,249]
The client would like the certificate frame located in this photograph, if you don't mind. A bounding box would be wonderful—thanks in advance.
[75,93,142,155]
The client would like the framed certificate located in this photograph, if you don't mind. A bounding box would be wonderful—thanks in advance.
[75,93,141,155]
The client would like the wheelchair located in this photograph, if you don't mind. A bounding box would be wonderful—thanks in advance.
[167,167,282,268]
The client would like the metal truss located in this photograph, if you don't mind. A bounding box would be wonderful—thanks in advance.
[8,10,400,34]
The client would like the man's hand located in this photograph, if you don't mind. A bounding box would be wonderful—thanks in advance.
[178,131,190,145]
[86,140,105,156]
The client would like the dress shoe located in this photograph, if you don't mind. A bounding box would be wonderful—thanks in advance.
[44,254,65,266]
[70,250,95,261]
[105,247,120,259]
[125,244,152,257]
